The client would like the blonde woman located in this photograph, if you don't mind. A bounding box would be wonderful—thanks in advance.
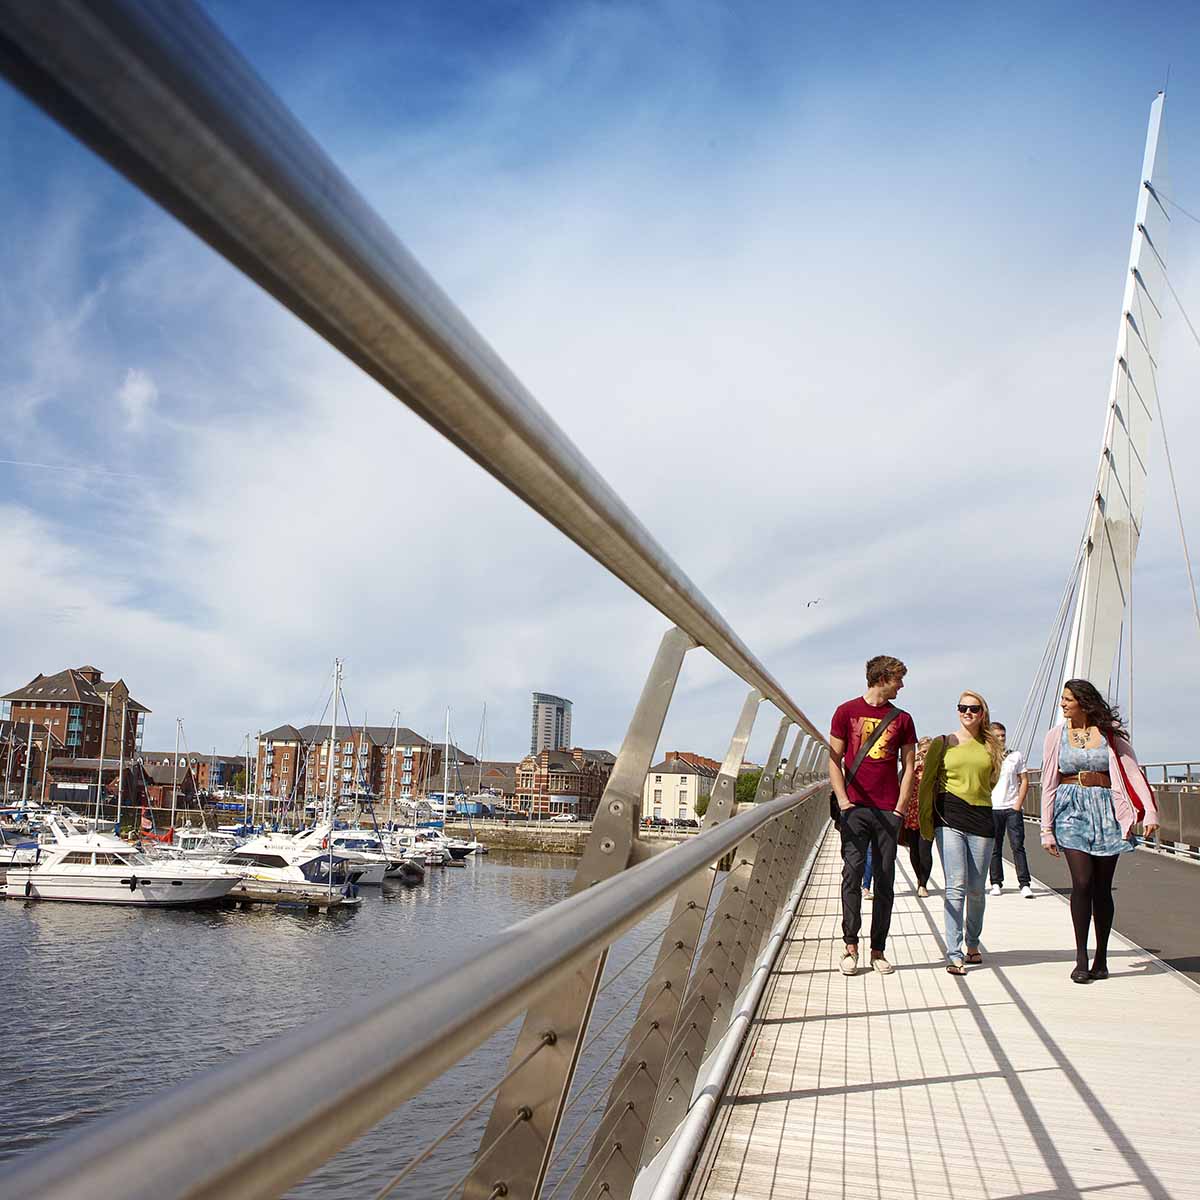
[918,691,1003,975]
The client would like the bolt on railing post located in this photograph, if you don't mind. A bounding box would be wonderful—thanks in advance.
[464,626,696,1200]
[569,689,763,1200]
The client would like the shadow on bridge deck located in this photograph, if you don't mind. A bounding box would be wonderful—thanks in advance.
[687,831,1200,1200]
[1018,835,1200,984]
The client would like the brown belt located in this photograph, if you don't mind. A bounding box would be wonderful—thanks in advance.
[1060,771,1111,788]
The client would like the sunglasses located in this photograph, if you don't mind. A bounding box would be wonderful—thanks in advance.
[957,704,983,715]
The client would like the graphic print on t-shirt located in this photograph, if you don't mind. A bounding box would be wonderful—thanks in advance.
[856,717,897,761]
[830,698,917,810]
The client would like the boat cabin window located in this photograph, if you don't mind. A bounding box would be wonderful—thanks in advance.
[230,852,289,868]
[62,851,93,864]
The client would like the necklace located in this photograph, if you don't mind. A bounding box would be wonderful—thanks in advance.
[1070,725,1091,748]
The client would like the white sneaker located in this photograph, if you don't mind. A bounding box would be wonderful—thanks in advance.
[840,951,859,976]
[989,884,1002,896]
[1021,885,1034,899]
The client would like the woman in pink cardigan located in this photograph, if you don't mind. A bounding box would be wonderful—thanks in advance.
[1041,679,1159,984]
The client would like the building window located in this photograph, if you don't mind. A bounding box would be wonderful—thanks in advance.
[653,789,662,803]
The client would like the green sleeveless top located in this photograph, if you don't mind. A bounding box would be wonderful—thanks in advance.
[942,738,993,806]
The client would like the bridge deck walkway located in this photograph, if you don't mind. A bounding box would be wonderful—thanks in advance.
[688,830,1200,1200]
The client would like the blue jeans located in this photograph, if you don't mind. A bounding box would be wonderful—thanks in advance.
[989,808,1030,887]
[935,826,993,962]
[863,844,874,889]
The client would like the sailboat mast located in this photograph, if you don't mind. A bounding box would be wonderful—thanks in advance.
[115,699,127,832]
[391,710,400,823]
[1062,92,1168,706]
[477,703,486,794]
[327,659,341,825]
[95,691,110,823]
[21,718,33,805]
[171,716,180,830]
[443,707,450,822]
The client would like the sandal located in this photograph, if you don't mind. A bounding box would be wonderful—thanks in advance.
[965,950,983,965]
[946,960,968,976]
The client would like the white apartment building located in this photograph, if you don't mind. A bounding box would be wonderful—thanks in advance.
[642,754,717,823]
[530,692,572,753]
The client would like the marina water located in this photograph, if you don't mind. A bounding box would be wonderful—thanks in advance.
[1,850,670,1196]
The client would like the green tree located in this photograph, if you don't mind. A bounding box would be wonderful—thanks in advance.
[695,792,709,818]
[231,769,246,792]
[735,769,762,805]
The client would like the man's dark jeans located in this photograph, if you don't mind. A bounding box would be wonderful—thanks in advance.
[990,808,1031,887]
[839,805,901,952]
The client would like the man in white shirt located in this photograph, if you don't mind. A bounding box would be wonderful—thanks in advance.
[989,723,1032,898]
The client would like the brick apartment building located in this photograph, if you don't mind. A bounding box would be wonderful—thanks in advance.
[514,747,617,817]
[2,665,148,762]
[257,724,459,805]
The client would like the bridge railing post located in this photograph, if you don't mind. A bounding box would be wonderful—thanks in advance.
[563,690,764,1200]
[782,730,807,792]
[463,626,695,1200]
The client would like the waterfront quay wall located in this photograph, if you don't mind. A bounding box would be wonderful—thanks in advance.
[444,820,686,856]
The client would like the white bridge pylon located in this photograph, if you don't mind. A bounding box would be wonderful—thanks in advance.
[1063,92,1169,698]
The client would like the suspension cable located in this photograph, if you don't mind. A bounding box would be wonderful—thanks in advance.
[1138,257,1200,648]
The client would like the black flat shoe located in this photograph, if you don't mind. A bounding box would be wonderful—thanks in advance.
[1070,967,1092,984]
[1088,965,1109,981]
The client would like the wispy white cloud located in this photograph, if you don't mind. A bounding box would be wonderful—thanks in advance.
[116,368,158,433]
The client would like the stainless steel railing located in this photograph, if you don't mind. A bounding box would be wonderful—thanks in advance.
[0,4,835,1199]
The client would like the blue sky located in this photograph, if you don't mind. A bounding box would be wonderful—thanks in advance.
[3,0,1200,764]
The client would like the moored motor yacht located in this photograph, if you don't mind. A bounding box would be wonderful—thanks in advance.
[152,825,243,861]
[224,827,366,891]
[3,815,239,906]
[0,828,40,883]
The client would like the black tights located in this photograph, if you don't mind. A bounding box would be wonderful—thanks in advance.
[1063,849,1119,971]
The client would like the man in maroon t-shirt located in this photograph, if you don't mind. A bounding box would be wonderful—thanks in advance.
[828,654,917,976]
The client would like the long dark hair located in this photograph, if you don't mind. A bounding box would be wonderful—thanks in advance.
[1063,678,1129,740]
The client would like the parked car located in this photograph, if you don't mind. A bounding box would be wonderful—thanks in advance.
[675,818,700,829]
[549,812,579,823]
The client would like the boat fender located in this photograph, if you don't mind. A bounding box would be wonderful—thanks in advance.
[321,836,328,849]
[24,879,32,898]
[129,874,138,892]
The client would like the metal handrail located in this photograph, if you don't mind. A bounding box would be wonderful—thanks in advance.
[0,782,825,1200]
[0,6,839,1198]
[0,0,823,744]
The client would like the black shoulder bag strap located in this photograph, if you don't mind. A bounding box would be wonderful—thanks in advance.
[830,704,902,823]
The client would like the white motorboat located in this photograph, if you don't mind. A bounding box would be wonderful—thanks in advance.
[0,829,40,883]
[4,815,239,906]
[328,829,423,885]
[387,829,451,867]
[153,825,243,861]
[224,827,366,891]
